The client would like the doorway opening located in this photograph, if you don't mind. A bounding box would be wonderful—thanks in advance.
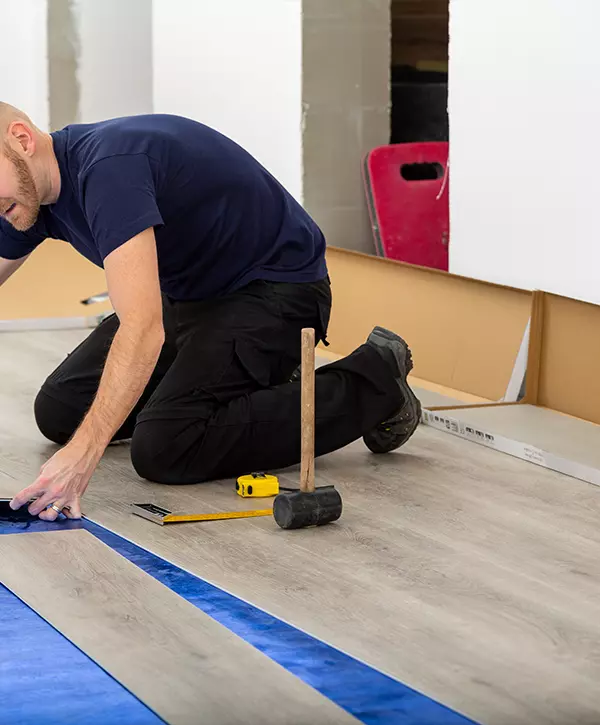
[390,0,449,144]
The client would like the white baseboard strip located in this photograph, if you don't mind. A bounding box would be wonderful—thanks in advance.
[0,313,111,332]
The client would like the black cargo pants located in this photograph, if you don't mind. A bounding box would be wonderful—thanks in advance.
[35,278,402,484]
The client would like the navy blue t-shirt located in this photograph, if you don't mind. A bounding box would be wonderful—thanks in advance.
[0,114,327,300]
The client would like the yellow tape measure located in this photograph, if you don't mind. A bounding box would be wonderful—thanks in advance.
[236,472,280,498]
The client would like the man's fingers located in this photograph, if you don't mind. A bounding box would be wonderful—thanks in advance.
[28,491,57,516]
[10,482,47,511]
[64,500,82,519]
[37,498,81,522]
[38,498,71,522]
[39,506,60,522]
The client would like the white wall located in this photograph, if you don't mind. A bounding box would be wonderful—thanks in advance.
[449,0,600,304]
[76,0,153,123]
[153,0,303,202]
[0,0,49,130]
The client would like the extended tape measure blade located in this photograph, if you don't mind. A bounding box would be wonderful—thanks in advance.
[164,509,272,523]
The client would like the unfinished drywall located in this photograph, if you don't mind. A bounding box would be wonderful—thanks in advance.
[0,0,49,130]
[152,0,303,202]
[152,0,390,234]
[449,0,600,305]
[302,0,391,253]
[48,0,80,131]
[48,0,153,130]
[76,0,153,123]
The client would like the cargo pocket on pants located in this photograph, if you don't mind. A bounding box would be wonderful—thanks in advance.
[234,339,273,389]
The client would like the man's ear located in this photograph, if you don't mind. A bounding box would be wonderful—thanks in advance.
[8,121,35,157]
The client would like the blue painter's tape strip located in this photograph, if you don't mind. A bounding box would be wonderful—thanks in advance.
[83,521,478,725]
[0,517,85,535]
[0,583,164,725]
[0,517,479,725]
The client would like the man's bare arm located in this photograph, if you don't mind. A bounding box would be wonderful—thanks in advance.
[9,227,165,519]
[71,226,165,454]
[0,255,29,286]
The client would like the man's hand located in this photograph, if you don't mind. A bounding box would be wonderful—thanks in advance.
[10,227,165,519]
[10,441,101,520]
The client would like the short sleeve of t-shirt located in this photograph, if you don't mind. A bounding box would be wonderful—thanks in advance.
[0,217,45,260]
[81,154,164,260]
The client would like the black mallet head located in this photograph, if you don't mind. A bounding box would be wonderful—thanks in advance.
[273,485,342,530]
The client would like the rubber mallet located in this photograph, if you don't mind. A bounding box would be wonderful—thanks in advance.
[273,328,343,530]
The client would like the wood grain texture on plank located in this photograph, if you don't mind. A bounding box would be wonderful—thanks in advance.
[74,447,600,725]
[0,530,357,725]
[4,331,600,725]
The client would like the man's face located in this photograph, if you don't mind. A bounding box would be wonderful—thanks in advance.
[0,142,40,232]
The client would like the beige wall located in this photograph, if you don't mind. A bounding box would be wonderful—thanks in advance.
[302,0,391,254]
[0,241,110,320]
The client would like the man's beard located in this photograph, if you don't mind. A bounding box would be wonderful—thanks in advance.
[2,142,41,231]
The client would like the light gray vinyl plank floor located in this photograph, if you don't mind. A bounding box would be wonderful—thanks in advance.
[2,330,600,725]
[0,529,357,725]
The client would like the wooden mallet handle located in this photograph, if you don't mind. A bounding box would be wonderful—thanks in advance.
[300,328,316,494]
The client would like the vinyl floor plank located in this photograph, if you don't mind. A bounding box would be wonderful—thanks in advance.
[0,529,357,725]
[2,331,600,724]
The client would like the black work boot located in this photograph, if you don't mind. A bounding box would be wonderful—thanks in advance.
[363,326,422,454]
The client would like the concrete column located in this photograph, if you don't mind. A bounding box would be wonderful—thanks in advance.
[302,0,391,253]
[76,0,153,124]
[48,0,80,131]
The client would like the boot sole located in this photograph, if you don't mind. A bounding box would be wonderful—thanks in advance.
[368,325,414,377]
[365,326,422,452]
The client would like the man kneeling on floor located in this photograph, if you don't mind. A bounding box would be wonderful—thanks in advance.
[0,103,421,521]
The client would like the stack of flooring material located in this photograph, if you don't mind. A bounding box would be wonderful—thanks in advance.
[421,292,600,488]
